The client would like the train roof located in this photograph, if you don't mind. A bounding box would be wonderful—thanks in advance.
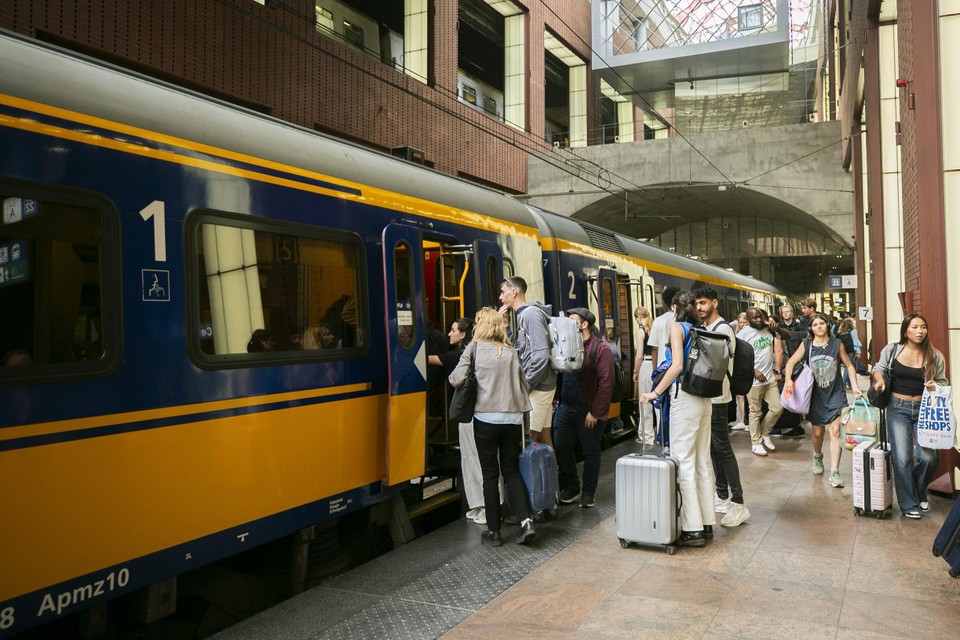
[1,31,786,300]
[525,205,788,297]
[0,30,536,231]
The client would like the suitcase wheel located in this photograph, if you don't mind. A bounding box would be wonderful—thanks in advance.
[619,538,629,549]
[950,567,959,579]
[932,542,941,558]
[665,545,676,555]
[875,511,884,520]
[853,507,862,517]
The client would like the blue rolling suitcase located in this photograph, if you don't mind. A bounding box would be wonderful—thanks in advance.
[518,441,558,513]
[932,497,960,578]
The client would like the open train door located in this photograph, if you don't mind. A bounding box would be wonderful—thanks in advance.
[382,223,428,486]
[472,239,504,308]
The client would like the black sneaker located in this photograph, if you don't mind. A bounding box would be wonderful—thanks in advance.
[768,427,782,437]
[559,488,581,505]
[780,426,805,438]
[580,493,595,508]
[679,530,705,547]
[517,520,537,545]
[480,530,503,547]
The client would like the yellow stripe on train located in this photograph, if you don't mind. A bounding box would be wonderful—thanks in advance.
[0,394,388,600]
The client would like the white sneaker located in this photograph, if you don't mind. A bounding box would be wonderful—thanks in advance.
[732,422,748,431]
[762,436,776,451]
[751,444,768,456]
[465,507,481,521]
[473,508,486,525]
[721,503,750,527]
[715,496,731,514]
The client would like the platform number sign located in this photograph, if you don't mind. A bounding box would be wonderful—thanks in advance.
[140,201,170,302]
[829,275,842,289]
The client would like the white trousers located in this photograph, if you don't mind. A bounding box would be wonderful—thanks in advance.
[458,421,485,508]
[637,358,655,444]
[669,388,716,531]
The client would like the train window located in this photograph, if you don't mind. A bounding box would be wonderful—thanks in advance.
[0,187,116,381]
[392,241,416,350]
[484,255,499,307]
[191,215,364,359]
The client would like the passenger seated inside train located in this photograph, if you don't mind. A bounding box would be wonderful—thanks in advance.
[247,329,277,352]
[303,323,339,350]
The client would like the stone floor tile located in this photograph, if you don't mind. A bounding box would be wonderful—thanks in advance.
[838,589,960,639]
[577,593,717,639]
[742,548,851,589]
[702,608,837,640]
[618,562,737,605]
[470,577,614,630]
[717,575,845,626]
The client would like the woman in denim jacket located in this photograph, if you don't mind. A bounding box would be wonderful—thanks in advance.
[871,312,948,519]
[450,308,535,546]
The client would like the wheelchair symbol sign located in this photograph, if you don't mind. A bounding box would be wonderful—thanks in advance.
[142,269,171,302]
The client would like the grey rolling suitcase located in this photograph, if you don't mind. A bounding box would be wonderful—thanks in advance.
[615,451,680,554]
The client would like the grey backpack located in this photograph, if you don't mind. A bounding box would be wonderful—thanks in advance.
[680,327,731,398]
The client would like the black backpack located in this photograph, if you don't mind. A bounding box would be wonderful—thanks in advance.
[728,337,755,396]
[837,330,855,355]
[681,327,731,398]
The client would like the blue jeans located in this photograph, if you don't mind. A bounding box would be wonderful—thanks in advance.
[886,397,940,513]
[553,403,604,497]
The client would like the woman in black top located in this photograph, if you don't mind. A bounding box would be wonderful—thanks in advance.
[428,318,487,523]
[871,313,948,519]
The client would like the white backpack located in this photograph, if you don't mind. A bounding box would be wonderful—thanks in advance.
[546,314,584,373]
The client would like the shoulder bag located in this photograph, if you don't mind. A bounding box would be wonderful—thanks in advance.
[449,344,478,423]
[780,341,813,414]
[867,344,898,410]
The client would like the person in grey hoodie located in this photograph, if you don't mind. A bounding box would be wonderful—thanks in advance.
[499,276,558,447]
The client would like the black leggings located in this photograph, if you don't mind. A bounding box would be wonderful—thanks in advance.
[473,418,530,532]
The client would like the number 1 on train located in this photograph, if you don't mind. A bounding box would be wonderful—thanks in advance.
[140,200,167,262]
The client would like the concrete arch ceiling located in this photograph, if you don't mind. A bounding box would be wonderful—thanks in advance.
[573,182,851,256]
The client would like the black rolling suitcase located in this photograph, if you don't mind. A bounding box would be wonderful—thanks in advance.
[932,497,960,578]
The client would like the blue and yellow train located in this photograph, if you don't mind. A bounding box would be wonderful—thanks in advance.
[0,32,786,636]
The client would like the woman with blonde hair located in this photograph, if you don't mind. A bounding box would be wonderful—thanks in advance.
[450,308,535,546]
[632,306,655,446]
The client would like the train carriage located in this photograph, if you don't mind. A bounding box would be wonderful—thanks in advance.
[0,32,786,637]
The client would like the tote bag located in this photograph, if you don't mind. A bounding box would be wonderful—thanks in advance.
[917,384,957,449]
[781,364,813,414]
[840,398,880,451]
[449,345,477,423]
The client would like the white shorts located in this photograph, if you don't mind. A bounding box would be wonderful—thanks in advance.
[528,388,555,433]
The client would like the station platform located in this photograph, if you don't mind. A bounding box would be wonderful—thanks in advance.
[213,422,960,639]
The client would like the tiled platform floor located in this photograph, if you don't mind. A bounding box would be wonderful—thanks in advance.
[216,418,960,639]
[445,430,960,640]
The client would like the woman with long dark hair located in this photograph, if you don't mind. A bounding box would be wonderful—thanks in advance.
[783,312,861,489]
[639,290,715,547]
[871,312,947,519]
[449,308,535,546]
[429,318,487,524]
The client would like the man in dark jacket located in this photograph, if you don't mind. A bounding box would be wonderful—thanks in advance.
[553,307,614,509]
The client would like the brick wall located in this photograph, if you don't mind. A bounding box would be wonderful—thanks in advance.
[0,0,593,193]
[897,0,921,310]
